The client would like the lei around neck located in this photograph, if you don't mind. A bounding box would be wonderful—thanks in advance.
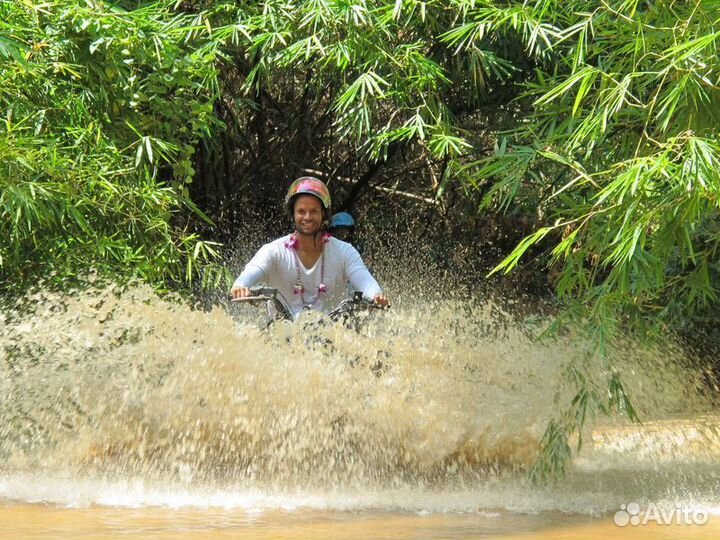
[284,232,331,306]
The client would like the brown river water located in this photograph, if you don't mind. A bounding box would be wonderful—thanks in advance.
[1,285,719,539]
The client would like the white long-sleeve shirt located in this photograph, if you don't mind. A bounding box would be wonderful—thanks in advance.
[232,234,382,318]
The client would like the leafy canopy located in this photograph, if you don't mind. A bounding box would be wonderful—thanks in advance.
[0,0,224,293]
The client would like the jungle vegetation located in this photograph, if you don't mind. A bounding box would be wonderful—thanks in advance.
[2,0,719,481]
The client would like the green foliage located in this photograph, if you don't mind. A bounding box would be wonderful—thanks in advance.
[480,1,720,331]
[529,345,640,484]
[0,0,224,294]
[192,0,525,169]
[461,0,720,480]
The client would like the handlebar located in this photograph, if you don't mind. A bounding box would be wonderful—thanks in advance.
[326,291,389,321]
[231,286,294,321]
[230,286,280,302]
[232,288,388,323]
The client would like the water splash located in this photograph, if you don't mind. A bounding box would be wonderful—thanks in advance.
[0,283,718,513]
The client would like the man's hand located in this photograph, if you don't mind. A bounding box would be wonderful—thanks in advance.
[373,293,389,307]
[231,286,251,299]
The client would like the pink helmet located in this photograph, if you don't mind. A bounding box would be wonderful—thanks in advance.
[285,177,331,211]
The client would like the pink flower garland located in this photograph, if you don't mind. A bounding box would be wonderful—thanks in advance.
[284,233,299,249]
[285,232,331,304]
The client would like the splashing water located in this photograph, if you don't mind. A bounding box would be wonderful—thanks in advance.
[0,283,719,519]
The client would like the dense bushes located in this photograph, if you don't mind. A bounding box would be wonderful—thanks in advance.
[0,0,224,293]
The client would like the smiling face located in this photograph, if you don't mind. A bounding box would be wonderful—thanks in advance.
[292,194,324,236]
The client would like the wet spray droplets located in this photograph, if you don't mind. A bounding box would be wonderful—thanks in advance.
[0,284,718,513]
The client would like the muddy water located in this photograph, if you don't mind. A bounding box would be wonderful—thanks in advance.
[1,285,719,538]
[4,502,720,540]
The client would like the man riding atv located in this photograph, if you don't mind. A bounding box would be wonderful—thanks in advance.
[230,177,389,319]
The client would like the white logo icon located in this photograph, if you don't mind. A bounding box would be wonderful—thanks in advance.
[614,502,641,526]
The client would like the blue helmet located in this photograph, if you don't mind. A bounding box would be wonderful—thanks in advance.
[330,212,355,229]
